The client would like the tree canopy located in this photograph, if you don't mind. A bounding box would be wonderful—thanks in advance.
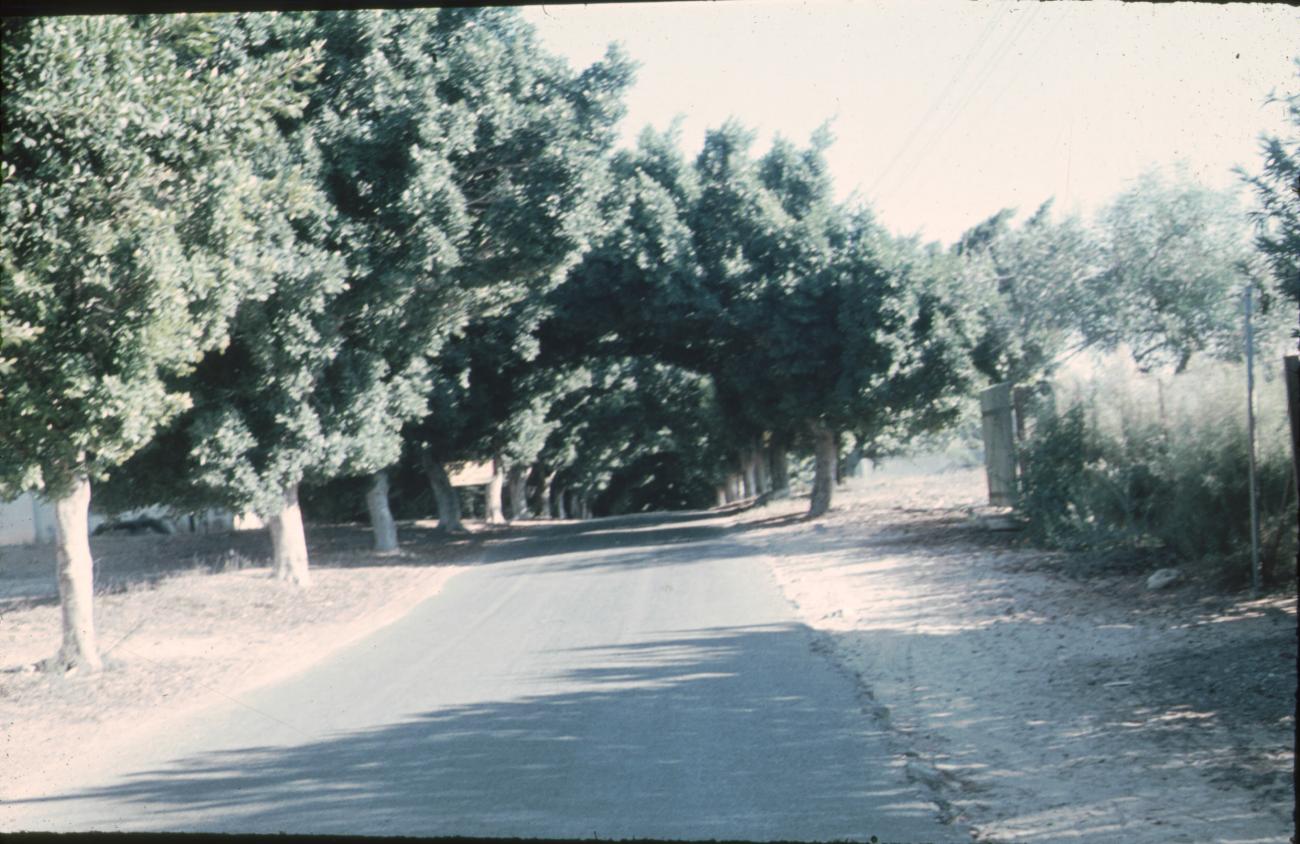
[5,7,1290,673]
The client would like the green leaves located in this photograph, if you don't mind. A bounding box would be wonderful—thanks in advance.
[1,16,322,499]
[956,201,1098,386]
[1089,170,1255,372]
[1240,59,1300,314]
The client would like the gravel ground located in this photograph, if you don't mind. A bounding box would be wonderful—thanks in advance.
[740,466,1297,844]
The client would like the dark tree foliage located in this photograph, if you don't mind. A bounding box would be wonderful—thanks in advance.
[1240,59,1300,325]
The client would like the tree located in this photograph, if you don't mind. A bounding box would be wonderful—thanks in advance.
[544,122,970,518]
[1,15,322,668]
[400,9,633,530]
[1240,59,1300,327]
[95,14,373,587]
[699,127,970,516]
[538,122,714,373]
[105,10,633,568]
[1086,170,1257,373]
[955,201,1099,387]
[538,357,731,516]
[288,8,479,553]
[411,304,576,529]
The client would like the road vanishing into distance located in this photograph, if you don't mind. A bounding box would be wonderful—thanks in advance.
[4,511,963,841]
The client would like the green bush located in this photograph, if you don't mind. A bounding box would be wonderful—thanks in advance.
[1017,356,1295,576]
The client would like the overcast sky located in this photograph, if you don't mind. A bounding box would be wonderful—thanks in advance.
[522,0,1298,246]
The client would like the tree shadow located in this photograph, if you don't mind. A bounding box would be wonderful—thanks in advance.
[10,624,963,841]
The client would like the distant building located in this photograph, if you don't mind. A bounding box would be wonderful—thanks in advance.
[448,459,494,487]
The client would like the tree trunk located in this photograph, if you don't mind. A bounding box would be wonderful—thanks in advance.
[485,455,506,525]
[268,484,310,587]
[420,448,464,533]
[50,470,102,673]
[506,464,529,521]
[742,451,758,498]
[756,445,772,494]
[716,486,727,507]
[366,470,399,553]
[771,447,790,498]
[555,486,568,519]
[541,470,558,519]
[809,421,837,518]
[843,444,866,481]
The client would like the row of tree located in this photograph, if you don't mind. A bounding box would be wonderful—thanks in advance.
[3,11,1296,676]
[3,10,634,672]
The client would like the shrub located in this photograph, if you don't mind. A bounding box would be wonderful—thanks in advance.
[1017,355,1295,579]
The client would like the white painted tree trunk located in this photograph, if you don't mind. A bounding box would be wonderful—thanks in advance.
[420,449,464,533]
[715,486,727,507]
[485,455,506,525]
[541,470,558,519]
[555,486,568,519]
[809,421,837,518]
[366,470,399,553]
[51,470,102,673]
[268,484,311,587]
[506,464,529,521]
[743,449,758,497]
[756,445,772,494]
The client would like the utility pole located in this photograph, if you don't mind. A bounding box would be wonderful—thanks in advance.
[1244,283,1261,595]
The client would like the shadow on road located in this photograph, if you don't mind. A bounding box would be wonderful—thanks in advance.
[11,624,948,840]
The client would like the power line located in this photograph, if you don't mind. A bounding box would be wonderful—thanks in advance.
[880,5,1041,211]
[865,10,1004,201]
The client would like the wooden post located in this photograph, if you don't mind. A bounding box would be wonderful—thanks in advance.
[980,383,1017,507]
[1285,356,1300,501]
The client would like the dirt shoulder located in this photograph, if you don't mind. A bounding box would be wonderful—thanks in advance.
[736,467,1297,844]
[1,521,479,804]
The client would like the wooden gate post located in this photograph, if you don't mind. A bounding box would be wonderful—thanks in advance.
[980,382,1017,507]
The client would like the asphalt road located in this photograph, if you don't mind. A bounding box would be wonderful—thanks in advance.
[5,510,964,841]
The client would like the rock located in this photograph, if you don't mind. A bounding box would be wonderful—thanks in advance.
[1146,568,1183,590]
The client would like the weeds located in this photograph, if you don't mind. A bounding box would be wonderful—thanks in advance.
[1017,356,1296,583]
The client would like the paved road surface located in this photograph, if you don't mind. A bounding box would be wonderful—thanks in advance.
[4,511,964,841]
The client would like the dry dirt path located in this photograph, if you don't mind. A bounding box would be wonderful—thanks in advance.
[2,511,964,841]
[742,467,1297,844]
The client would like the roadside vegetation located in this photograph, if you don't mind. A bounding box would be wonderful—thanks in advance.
[2,11,1297,678]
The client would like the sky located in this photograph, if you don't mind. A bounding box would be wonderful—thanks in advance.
[521,0,1298,247]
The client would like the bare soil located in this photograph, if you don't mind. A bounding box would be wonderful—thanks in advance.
[740,467,1298,844]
